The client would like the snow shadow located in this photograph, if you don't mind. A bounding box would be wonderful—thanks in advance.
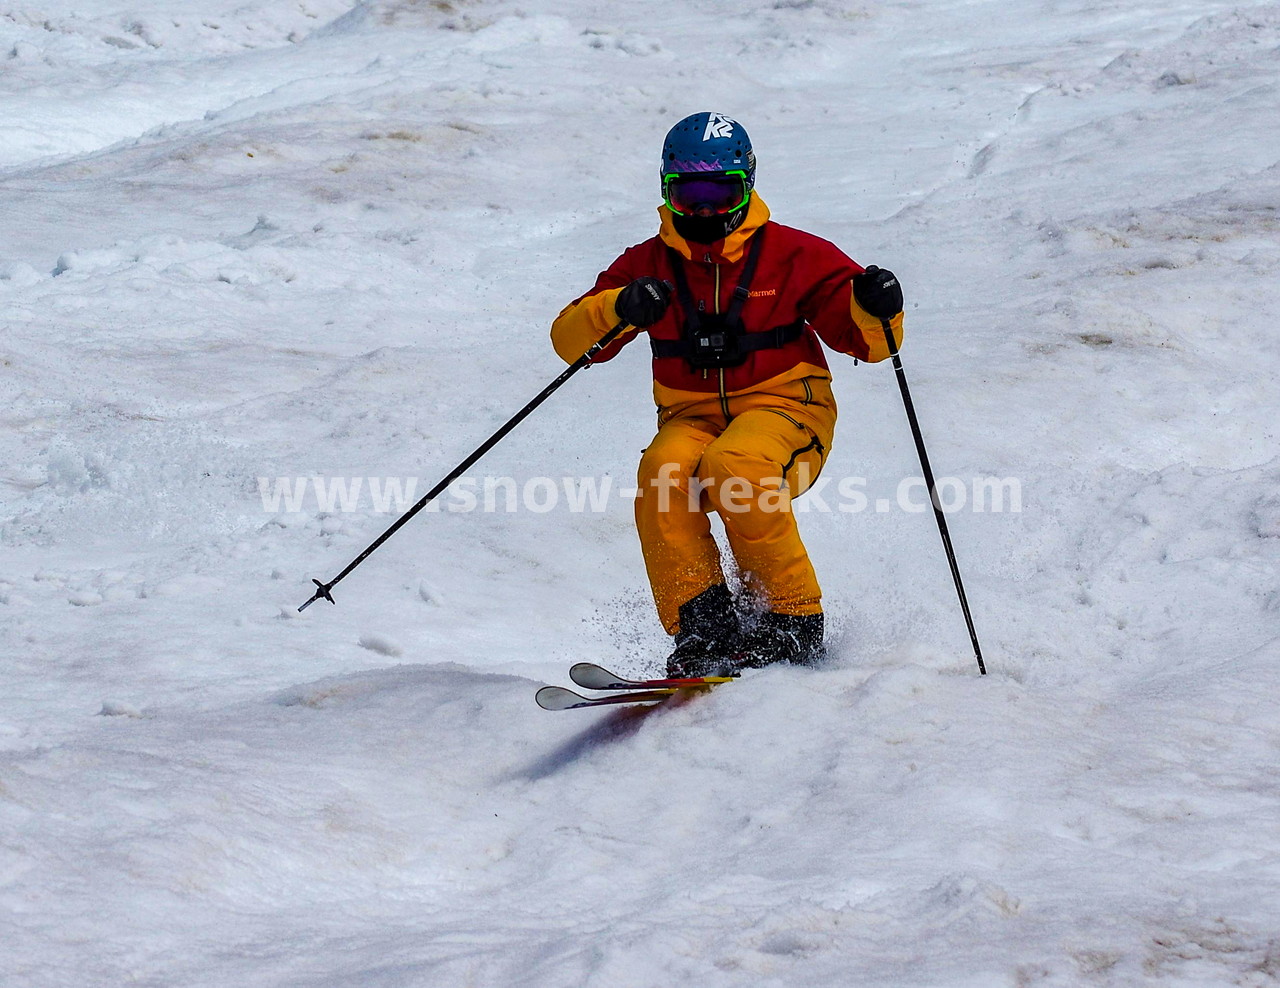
[512,704,659,782]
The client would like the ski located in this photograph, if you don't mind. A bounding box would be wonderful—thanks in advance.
[569,661,736,691]
[535,685,683,711]
[536,664,734,711]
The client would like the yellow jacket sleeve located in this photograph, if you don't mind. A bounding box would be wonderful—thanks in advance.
[551,287,644,364]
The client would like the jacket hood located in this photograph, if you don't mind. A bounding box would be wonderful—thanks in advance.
[658,193,771,264]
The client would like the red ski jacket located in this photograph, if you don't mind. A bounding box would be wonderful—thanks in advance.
[551,194,904,423]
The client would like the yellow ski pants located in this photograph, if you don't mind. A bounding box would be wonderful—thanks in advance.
[635,380,837,634]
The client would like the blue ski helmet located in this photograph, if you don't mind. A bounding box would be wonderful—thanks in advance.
[660,112,756,192]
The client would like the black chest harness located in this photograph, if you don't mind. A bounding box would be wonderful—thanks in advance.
[649,227,806,370]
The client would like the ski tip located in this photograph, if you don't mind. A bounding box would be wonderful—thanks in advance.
[568,662,639,690]
[535,686,588,711]
[535,684,678,711]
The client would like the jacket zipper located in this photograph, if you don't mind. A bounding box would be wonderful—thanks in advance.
[714,263,730,422]
[699,272,711,382]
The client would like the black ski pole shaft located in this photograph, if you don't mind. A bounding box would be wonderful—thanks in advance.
[880,318,987,675]
[298,320,632,612]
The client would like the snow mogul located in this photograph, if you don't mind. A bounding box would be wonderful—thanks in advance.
[551,112,904,678]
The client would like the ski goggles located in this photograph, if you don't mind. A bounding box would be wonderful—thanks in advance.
[662,170,751,216]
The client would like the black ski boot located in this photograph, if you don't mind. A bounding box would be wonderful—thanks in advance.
[735,612,826,669]
[665,584,743,679]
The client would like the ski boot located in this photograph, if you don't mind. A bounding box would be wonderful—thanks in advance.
[665,584,743,679]
[734,612,826,669]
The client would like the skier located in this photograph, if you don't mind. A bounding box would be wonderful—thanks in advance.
[551,111,905,678]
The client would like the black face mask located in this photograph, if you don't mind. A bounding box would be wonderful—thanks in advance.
[672,204,749,245]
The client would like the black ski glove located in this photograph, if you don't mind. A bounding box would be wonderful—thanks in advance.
[615,277,673,328]
[852,265,903,320]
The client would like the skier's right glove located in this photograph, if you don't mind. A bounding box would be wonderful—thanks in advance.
[852,265,904,320]
[615,277,673,328]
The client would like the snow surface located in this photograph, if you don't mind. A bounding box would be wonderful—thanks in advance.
[3,0,1280,985]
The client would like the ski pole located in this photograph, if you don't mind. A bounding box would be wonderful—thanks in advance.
[880,317,987,675]
[298,319,632,612]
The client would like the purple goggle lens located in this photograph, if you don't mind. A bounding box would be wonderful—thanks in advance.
[664,173,749,216]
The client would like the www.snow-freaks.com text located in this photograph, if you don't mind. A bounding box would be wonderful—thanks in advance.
[257,471,1022,516]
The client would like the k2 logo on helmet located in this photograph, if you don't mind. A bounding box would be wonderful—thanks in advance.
[703,113,736,141]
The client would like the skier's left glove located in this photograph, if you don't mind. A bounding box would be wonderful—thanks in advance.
[852,265,903,320]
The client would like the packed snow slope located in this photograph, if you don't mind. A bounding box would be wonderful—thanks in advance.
[3,1,1280,985]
